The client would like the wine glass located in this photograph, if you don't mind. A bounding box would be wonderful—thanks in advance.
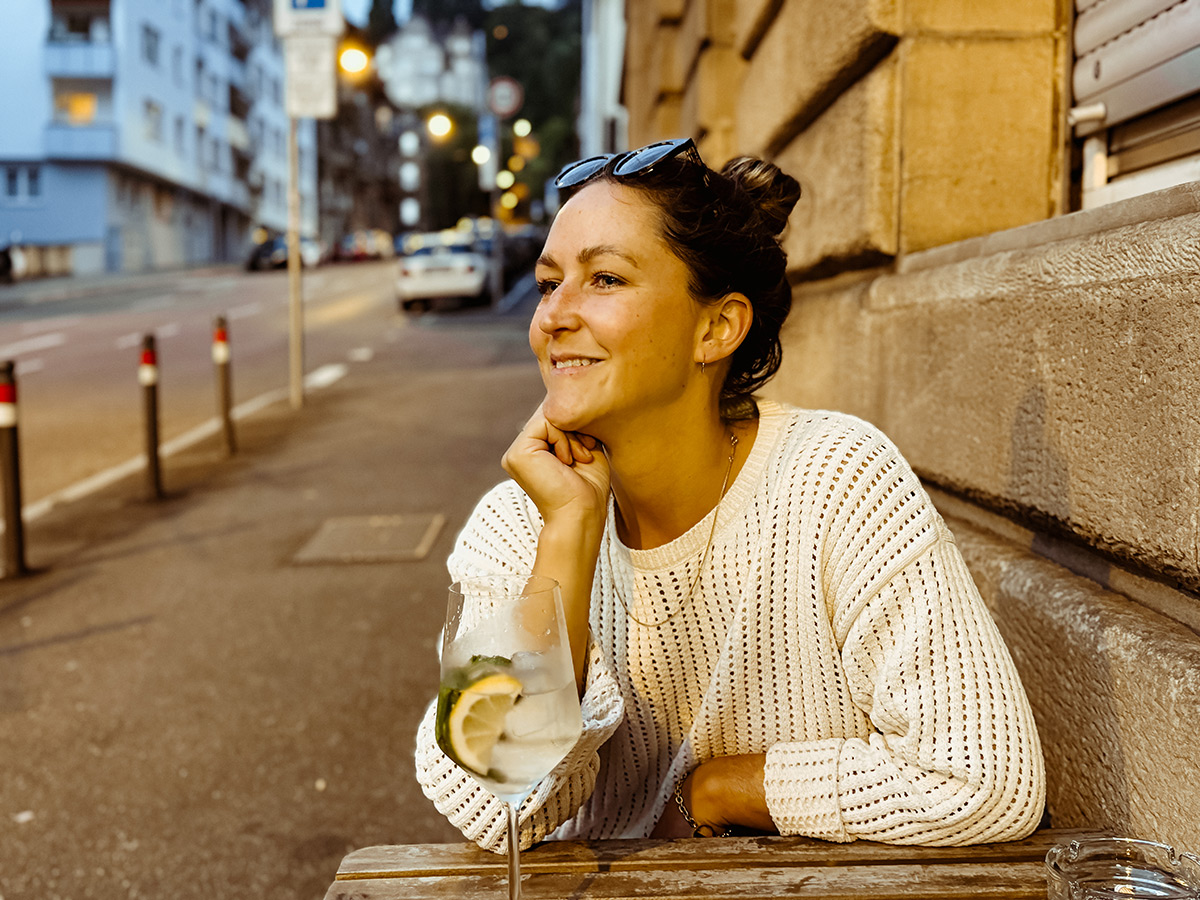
[436,574,583,900]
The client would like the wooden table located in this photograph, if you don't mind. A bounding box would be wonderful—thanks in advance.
[324,827,1091,899]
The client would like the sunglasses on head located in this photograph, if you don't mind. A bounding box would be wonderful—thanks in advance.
[554,138,703,190]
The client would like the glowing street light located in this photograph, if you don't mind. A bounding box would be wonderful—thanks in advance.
[471,144,491,166]
[496,170,515,190]
[427,113,453,140]
[338,46,370,75]
[513,118,532,137]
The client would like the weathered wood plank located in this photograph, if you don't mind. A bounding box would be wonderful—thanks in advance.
[324,860,1052,900]
[333,829,1092,881]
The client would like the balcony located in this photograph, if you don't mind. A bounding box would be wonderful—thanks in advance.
[44,41,115,79]
[45,122,117,160]
[228,59,252,120]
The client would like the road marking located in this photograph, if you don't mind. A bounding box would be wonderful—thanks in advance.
[20,316,81,335]
[348,347,374,362]
[16,363,350,525]
[114,322,181,351]
[0,332,67,358]
[15,358,45,376]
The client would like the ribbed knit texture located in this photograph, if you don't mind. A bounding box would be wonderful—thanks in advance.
[415,401,1046,851]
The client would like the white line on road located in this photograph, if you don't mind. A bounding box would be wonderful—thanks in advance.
[0,332,68,358]
[20,316,82,335]
[17,363,350,525]
[15,358,45,376]
[114,322,182,351]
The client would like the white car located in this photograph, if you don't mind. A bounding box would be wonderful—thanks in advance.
[397,244,490,311]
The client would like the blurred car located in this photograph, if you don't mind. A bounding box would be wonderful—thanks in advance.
[245,236,325,270]
[396,243,490,311]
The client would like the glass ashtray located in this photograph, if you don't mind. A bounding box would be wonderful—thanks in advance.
[1046,836,1200,899]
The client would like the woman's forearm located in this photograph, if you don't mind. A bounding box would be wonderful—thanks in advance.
[532,514,606,692]
[691,753,775,833]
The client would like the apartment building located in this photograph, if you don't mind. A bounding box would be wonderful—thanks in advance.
[0,0,317,277]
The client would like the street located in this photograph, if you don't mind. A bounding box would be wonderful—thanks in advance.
[0,262,406,508]
[0,263,546,900]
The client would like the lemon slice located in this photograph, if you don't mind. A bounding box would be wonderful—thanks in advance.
[437,672,522,777]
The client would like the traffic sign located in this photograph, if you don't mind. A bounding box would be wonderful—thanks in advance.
[274,0,344,37]
[487,77,524,118]
[284,34,337,119]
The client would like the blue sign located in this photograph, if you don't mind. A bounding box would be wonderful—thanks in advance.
[292,0,326,8]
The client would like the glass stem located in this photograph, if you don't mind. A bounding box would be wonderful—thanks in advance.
[507,799,523,900]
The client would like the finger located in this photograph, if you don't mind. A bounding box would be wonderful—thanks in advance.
[543,420,575,466]
[567,434,594,464]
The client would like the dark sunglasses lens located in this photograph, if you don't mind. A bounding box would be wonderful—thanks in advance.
[611,139,689,177]
[555,155,613,188]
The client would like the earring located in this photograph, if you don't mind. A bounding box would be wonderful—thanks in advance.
[700,361,707,374]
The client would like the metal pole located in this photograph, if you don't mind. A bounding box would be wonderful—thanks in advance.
[287,116,304,409]
[213,316,236,455]
[140,334,164,500]
[0,361,28,577]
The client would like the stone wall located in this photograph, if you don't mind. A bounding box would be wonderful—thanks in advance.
[622,0,1200,850]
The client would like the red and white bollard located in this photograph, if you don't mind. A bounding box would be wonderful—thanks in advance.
[213,316,235,455]
[140,334,163,500]
[0,360,28,576]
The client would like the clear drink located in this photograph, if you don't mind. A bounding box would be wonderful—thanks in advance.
[436,575,583,900]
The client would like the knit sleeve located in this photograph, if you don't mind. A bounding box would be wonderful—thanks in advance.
[414,481,625,852]
[763,425,1045,845]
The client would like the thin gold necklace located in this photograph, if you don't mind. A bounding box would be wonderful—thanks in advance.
[616,431,739,628]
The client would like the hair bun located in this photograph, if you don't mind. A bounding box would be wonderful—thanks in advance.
[720,157,802,237]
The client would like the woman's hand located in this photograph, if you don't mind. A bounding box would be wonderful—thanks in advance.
[651,755,776,838]
[502,403,611,529]
[504,403,611,691]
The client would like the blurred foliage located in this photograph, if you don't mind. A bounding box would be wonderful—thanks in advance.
[485,1,582,218]
[410,0,487,29]
[365,0,398,45]
[420,103,490,229]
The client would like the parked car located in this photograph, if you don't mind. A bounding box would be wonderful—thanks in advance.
[396,242,490,311]
[245,236,325,271]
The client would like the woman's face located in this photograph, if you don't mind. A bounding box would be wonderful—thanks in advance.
[531,181,708,437]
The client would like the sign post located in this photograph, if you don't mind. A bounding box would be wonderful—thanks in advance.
[274,0,343,409]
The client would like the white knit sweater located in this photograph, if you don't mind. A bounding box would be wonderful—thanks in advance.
[415,401,1046,850]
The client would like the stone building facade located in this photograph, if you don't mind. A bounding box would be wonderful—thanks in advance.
[623,0,1200,852]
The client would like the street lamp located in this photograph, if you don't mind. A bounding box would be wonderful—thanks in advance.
[338,45,370,76]
[427,113,453,141]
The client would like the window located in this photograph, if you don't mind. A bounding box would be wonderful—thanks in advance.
[144,99,163,142]
[54,91,98,125]
[195,58,205,99]
[175,117,186,155]
[173,47,184,86]
[3,166,43,204]
[141,24,160,66]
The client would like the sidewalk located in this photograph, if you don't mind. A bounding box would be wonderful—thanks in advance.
[0,293,546,900]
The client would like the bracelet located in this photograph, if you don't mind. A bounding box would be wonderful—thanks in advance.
[673,776,729,838]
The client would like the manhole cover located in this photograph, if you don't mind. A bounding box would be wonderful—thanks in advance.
[292,514,446,564]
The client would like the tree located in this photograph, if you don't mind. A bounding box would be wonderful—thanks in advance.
[366,0,398,45]
[410,0,486,29]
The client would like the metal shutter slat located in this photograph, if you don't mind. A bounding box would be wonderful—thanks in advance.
[1073,0,1200,103]
[1075,0,1184,56]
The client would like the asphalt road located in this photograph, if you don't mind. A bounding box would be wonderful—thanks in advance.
[0,262,404,507]
[0,266,547,900]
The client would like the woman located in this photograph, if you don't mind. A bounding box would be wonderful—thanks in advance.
[415,138,1045,849]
